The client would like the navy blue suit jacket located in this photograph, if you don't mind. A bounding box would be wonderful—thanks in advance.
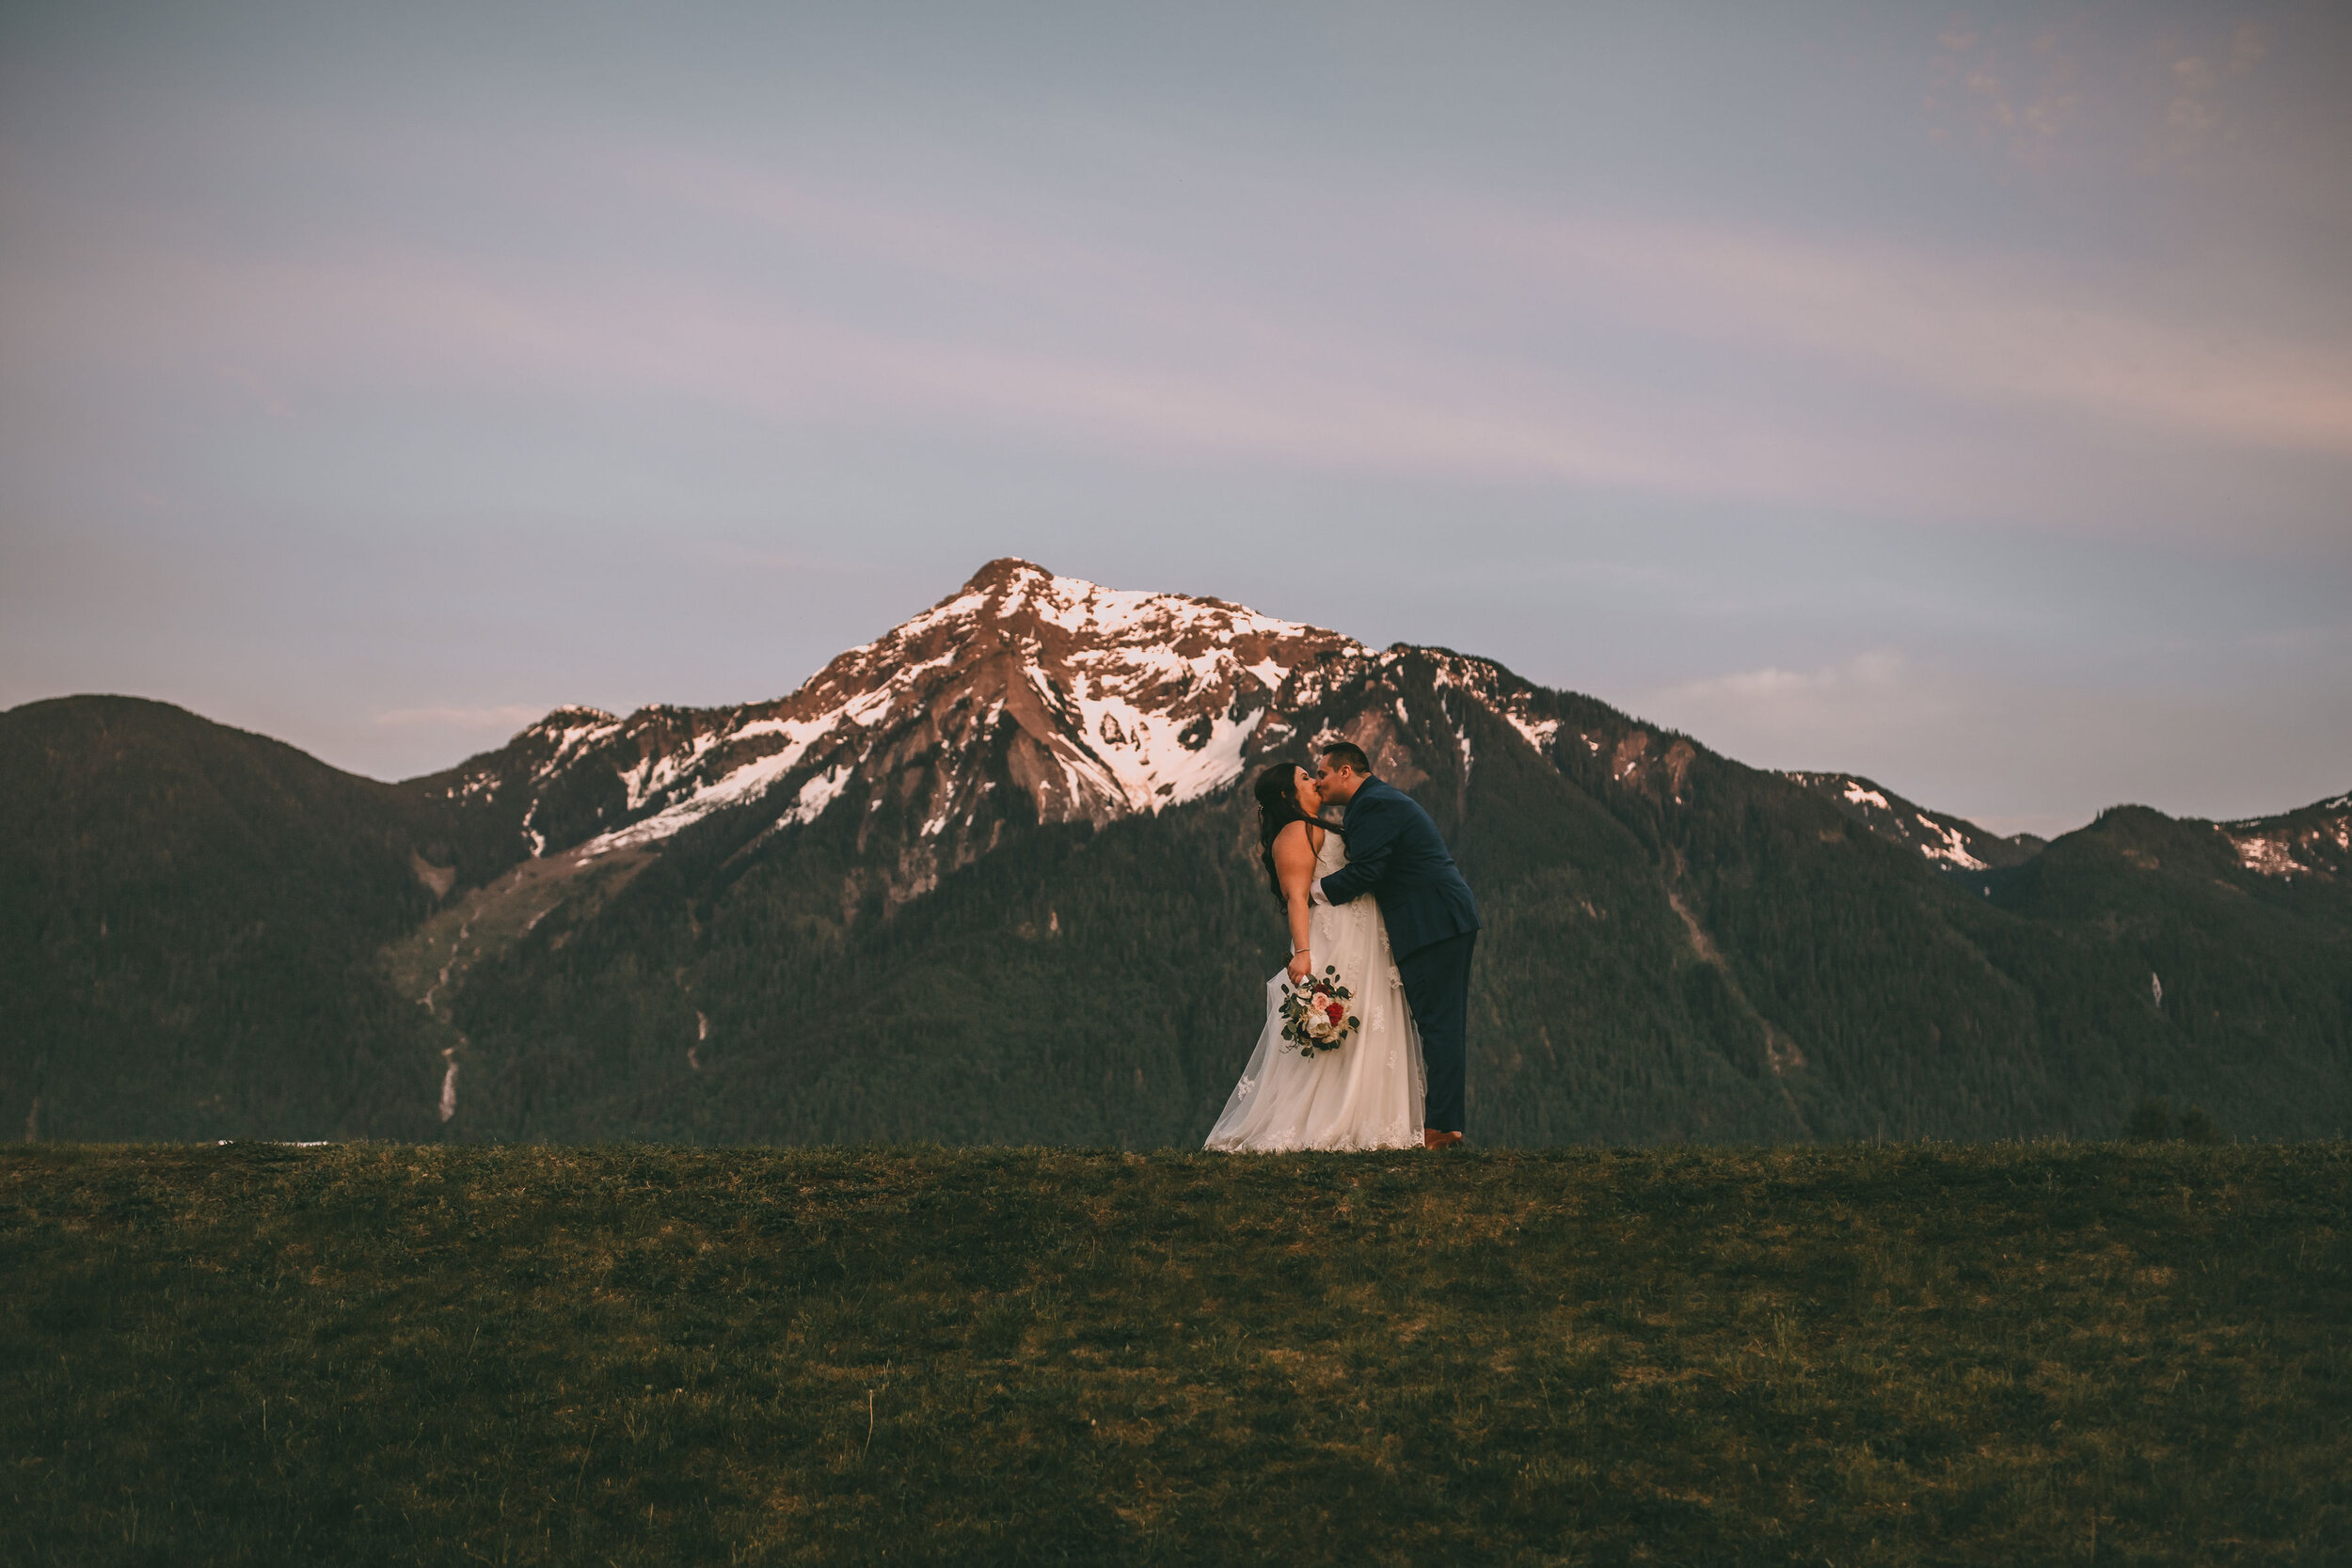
[1317,776,1481,958]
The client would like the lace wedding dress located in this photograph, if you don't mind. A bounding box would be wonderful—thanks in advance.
[1204,826,1426,1151]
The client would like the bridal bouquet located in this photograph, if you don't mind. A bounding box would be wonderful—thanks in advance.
[1279,966,1361,1058]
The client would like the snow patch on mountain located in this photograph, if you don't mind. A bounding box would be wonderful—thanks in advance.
[1424,653,1561,757]
[1784,770,2038,872]
[1065,690,1268,814]
[780,765,852,829]
[592,743,795,853]
[1915,812,1989,871]
[532,710,623,778]
[1503,714,1560,753]
[2217,791,2352,879]
[2230,834,2301,876]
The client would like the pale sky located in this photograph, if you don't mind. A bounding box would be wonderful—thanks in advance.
[4,2,2347,837]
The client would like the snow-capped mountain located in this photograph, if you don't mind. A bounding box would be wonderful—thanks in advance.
[438,560,1359,864]
[429,559,2352,922]
[431,559,1613,893]
[388,559,1686,1034]
[430,559,2103,914]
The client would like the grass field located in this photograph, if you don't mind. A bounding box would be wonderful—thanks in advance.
[3,1142,2347,1565]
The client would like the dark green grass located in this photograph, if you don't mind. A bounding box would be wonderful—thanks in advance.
[4,1143,2347,1564]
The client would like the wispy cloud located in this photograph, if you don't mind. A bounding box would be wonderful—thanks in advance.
[7,41,2349,548]
[1652,650,1912,709]
[604,148,2352,467]
[1439,207,2352,458]
[0,212,1880,505]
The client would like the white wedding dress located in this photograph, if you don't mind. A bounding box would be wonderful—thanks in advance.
[1204,826,1426,1151]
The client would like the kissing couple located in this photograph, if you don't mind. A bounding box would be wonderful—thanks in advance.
[1204,740,1481,1152]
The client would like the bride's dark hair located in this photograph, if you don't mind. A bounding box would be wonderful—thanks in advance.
[1252,762,1337,900]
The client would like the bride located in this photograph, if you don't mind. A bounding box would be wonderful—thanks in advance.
[1204,762,1426,1151]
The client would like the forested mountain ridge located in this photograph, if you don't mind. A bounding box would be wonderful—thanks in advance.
[5,561,2346,1145]
[1782,770,2044,869]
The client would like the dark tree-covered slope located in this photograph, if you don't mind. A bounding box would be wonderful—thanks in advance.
[0,696,514,1141]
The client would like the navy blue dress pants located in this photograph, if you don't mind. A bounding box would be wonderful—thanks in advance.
[1396,929,1476,1134]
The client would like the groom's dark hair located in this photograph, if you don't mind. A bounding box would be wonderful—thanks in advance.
[1318,741,1373,775]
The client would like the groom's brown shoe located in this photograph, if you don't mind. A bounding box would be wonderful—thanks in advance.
[1423,1130,1464,1150]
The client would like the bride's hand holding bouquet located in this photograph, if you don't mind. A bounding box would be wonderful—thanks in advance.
[1279,964,1360,1058]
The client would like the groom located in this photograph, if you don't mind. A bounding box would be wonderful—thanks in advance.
[1310,742,1481,1148]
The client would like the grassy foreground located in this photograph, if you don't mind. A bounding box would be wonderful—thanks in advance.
[3,1143,2346,1565]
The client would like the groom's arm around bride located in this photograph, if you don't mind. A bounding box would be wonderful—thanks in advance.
[1309,742,1481,1145]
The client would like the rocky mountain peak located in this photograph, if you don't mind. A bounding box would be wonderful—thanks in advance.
[439,562,1372,875]
[907,558,1352,665]
[961,555,1048,590]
